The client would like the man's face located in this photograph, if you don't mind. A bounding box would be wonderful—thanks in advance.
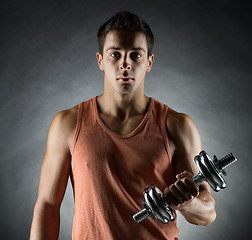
[96,30,154,95]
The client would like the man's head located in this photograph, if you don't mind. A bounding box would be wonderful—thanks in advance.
[96,12,154,96]
[97,11,154,56]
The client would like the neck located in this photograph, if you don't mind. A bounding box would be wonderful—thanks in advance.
[96,93,150,121]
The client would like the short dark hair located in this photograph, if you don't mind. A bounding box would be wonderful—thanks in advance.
[97,11,154,56]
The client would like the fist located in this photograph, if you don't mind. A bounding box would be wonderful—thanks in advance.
[164,171,199,210]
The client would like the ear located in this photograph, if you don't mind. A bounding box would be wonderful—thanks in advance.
[146,54,154,72]
[96,52,104,71]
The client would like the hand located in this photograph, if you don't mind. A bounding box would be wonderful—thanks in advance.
[164,171,199,210]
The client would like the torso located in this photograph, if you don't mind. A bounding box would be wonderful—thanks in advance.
[70,98,180,239]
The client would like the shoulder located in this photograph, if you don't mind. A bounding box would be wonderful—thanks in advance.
[166,107,201,148]
[48,104,79,148]
[53,104,78,129]
[166,108,197,133]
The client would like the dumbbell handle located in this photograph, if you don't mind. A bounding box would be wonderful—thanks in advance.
[192,173,206,186]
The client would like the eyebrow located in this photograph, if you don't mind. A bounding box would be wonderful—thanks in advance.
[106,47,146,52]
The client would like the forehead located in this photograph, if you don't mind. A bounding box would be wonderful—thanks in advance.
[104,30,147,51]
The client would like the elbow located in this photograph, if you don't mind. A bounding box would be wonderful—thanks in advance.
[33,199,60,216]
[208,210,217,225]
[200,209,217,226]
[188,213,216,226]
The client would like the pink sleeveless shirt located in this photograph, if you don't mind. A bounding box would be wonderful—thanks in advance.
[70,96,179,240]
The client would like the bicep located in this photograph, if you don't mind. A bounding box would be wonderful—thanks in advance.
[171,114,210,192]
[37,111,71,207]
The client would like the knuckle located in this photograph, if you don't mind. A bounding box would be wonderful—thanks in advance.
[169,184,176,192]
[185,178,196,188]
[193,189,199,197]
[174,180,181,188]
[164,193,171,202]
[164,187,169,195]
[185,194,192,201]
[184,177,192,184]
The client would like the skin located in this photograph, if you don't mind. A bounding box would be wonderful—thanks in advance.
[30,30,216,239]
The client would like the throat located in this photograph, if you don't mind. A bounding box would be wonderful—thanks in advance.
[95,95,152,135]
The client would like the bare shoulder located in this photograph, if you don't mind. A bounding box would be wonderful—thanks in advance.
[166,107,201,154]
[52,105,78,131]
[166,108,198,136]
[55,105,78,124]
[49,104,79,150]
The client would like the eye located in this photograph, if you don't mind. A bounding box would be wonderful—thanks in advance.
[130,52,141,60]
[110,52,121,59]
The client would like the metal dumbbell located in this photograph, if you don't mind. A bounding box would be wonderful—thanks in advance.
[133,150,237,224]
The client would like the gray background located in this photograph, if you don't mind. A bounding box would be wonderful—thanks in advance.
[1,0,251,239]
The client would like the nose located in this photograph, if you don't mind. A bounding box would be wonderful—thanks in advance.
[119,56,131,70]
[119,63,131,70]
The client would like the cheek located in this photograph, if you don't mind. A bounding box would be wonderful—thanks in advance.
[104,58,118,67]
[135,61,148,72]
[103,60,115,70]
[103,61,119,76]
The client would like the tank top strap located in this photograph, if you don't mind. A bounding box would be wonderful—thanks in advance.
[70,101,83,155]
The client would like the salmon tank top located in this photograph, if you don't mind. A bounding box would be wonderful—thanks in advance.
[70,96,179,240]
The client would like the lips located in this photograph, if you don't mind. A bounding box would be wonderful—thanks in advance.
[117,77,134,81]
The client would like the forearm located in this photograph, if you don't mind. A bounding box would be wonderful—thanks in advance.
[179,190,216,226]
[30,201,60,240]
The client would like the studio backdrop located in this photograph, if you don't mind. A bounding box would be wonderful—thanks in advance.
[1,0,251,239]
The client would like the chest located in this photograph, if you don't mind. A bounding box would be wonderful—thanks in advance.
[72,123,174,189]
[99,113,145,135]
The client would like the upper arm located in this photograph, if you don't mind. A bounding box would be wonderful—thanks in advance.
[36,109,76,208]
[166,110,210,191]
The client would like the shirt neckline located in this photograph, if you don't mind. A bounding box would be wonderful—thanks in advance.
[92,96,154,139]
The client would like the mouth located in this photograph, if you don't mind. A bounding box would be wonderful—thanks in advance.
[117,77,134,82]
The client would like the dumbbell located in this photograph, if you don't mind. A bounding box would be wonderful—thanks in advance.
[133,150,237,224]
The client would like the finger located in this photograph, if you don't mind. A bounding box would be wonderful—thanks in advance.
[175,180,195,201]
[176,170,194,179]
[183,178,199,197]
[169,183,188,203]
[164,188,180,207]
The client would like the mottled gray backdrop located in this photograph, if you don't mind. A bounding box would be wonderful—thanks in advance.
[1,0,251,239]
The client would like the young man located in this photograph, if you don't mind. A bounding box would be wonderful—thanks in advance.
[30,11,216,240]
